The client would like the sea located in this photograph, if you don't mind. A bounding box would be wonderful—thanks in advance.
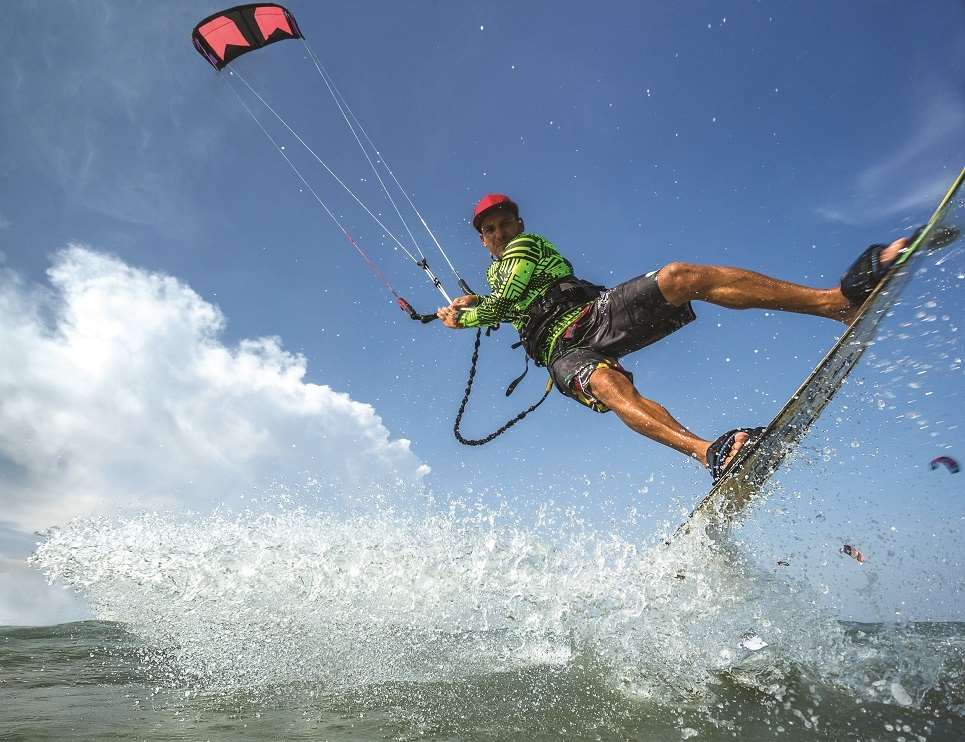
[2,505,964,741]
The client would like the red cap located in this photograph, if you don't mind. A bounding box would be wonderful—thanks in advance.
[472,193,518,232]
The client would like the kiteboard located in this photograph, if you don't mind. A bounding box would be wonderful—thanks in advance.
[674,166,965,539]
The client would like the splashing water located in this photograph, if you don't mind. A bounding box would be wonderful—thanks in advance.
[32,500,865,699]
[22,487,965,741]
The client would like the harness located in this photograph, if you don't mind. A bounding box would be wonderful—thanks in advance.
[518,277,605,365]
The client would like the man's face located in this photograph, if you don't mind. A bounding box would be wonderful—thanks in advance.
[478,207,524,257]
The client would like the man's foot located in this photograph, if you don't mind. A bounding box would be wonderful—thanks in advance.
[724,431,751,469]
[838,236,911,324]
[706,427,765,483]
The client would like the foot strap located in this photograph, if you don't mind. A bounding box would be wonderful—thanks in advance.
[840,225,961,307]
[840,244,888,306]
[707,427,765,483]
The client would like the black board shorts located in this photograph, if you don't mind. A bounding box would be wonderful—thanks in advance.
[547,268,697,412]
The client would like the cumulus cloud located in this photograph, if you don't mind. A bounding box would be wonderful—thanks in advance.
[0,245,429,536]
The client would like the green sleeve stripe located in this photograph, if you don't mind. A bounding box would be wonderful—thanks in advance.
[497,257,536,300]
[457,308,481,327]
[501,239,542,263]
[466,295,518,325]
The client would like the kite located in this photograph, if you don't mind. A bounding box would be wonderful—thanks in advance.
[930,456,960,474]
[192,3,302,70]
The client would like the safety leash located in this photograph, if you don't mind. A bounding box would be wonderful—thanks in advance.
[453,329,553,445]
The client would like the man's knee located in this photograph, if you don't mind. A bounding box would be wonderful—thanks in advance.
[656,261,703,305]
[587,365,634,404]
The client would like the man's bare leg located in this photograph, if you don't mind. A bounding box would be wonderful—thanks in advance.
[656,237,910,324]
[588,367,720,465]
[590,362,754,473]
[588,238,910,472]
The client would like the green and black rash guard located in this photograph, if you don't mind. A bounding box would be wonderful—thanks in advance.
[456,233,591,365]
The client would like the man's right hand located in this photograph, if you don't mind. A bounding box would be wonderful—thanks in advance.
[436,295,479,328]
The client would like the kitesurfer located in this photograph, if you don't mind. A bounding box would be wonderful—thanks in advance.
[437,193,911,481]
[840,544,865,563]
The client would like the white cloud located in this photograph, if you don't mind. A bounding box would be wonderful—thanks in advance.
[0,245,429,536]
[0,213,10,229]
[815,94,965,226]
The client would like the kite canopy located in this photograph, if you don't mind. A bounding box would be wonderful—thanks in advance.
[930,455,960,474]
[192,3,302,70]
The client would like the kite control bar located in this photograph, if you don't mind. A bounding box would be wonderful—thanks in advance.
[398,266,478,324]
[397,297,438,323]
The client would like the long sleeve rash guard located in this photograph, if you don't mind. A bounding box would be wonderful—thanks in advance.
[456,233,590,364]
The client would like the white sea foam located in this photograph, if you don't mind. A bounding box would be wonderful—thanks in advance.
[31,499,860,701]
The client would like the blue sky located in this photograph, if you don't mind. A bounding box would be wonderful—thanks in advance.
[1,1,964,624]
